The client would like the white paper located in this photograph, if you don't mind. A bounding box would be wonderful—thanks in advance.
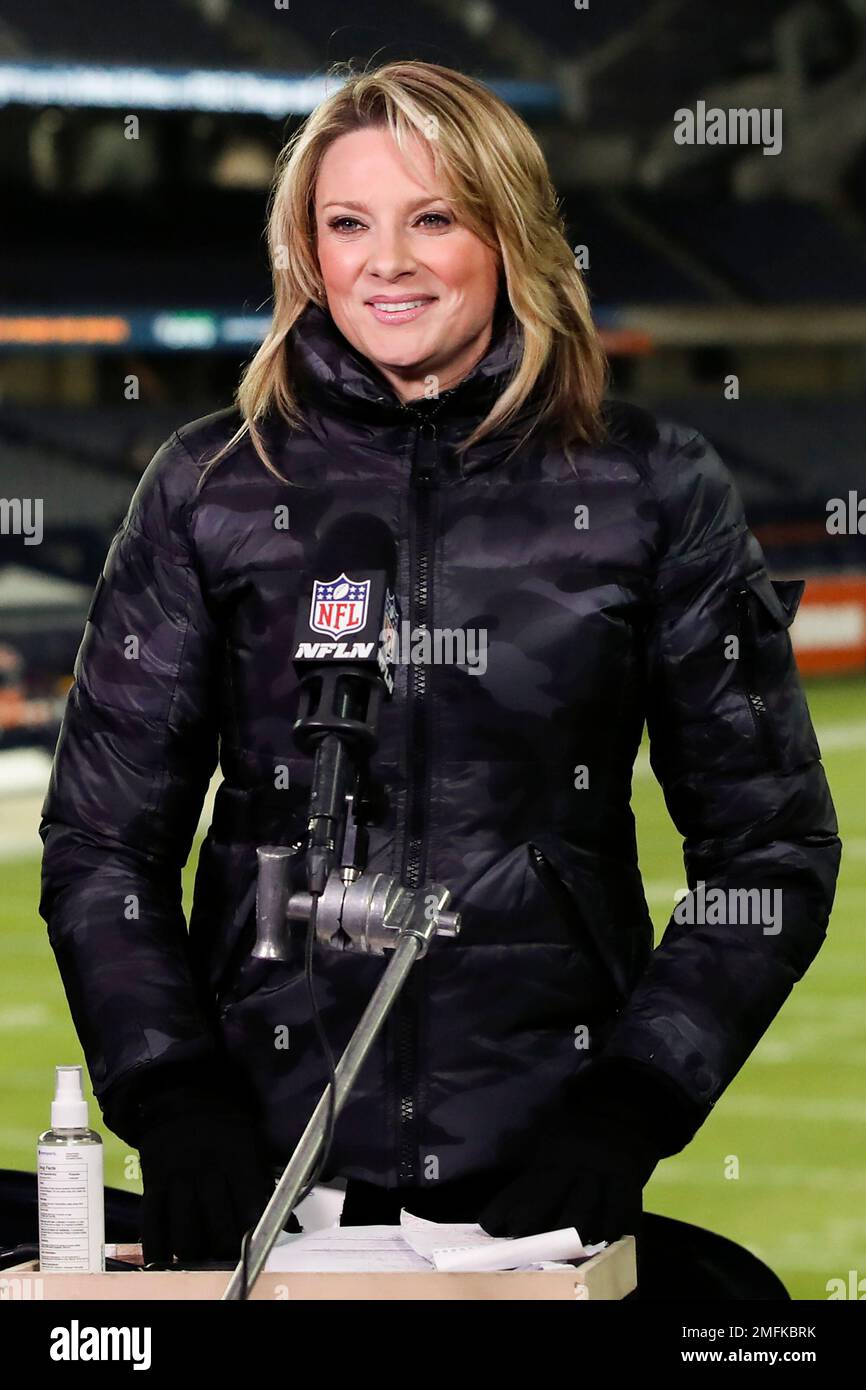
[399,1210,606,1272]
[262,1209,606,1274]
[264,1225,431,1272]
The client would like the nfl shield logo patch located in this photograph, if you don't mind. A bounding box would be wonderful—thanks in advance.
[310,573,370,638]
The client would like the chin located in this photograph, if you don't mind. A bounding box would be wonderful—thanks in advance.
[366,337,436,371]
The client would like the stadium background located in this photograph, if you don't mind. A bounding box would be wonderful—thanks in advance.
[1,1,864,1297]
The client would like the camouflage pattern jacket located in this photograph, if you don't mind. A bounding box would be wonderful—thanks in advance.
[38,302,841,1186]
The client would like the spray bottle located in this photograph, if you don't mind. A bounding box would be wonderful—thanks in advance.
[37,1065,105,1272]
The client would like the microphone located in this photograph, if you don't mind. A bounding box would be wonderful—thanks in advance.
[292,513,400,893]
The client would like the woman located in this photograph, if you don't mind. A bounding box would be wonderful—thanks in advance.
[39,61,840,1296]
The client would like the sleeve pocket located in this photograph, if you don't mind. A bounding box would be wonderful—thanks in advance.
[731,571,819,771]
[743,570,805,629]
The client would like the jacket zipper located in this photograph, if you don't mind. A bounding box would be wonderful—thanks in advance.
[732,587,777,765]
[395,413,439,1185]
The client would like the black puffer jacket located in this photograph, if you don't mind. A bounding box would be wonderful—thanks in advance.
[39,302,841,1186]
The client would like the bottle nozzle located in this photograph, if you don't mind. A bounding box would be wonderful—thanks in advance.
[51,1065,89,1129]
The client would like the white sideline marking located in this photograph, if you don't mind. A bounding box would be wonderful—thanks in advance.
[0,1004,53,1029]
[0,835,43,861]
[717,1094,866,1123]
[652,1163,866,1190]
[757,1224,866,1270]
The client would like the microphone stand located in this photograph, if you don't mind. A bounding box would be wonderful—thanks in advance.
[221,678,461,1300]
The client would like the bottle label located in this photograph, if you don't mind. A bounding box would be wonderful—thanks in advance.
[37,1144,105,1272]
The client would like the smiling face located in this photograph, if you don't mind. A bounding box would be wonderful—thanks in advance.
[313,125,502,402]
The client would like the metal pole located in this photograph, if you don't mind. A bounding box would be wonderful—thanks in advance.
[221,929,423,1300]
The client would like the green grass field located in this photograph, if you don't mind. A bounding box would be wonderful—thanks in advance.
[2,676,864,1297]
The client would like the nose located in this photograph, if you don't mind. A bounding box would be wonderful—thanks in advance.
[365,222,417,281]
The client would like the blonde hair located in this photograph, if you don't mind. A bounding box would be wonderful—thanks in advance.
[195,59,609,490]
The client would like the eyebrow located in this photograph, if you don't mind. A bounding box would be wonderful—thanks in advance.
[321,196,448,212]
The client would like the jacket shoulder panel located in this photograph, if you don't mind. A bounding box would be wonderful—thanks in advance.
[124,408,246,561]
[642,418,747,566]
[173,405,245,466]
[596,401,744,564]
[600,397,663,464]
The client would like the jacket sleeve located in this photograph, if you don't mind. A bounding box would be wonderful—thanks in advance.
[591,425,842,1152]
[38,430,225,1140]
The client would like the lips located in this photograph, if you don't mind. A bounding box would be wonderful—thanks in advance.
[366,294,436,305]
[366,297,437,325]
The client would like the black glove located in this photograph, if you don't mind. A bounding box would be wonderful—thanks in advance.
[102,1059,299,1265]
[478,1058,707,1245]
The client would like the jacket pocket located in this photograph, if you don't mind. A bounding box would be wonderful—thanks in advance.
[728,570,819,771]
[526,834,650,1010]
[455,840,593,949]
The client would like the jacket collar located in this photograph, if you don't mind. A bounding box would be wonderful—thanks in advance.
[287,295,546,475]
